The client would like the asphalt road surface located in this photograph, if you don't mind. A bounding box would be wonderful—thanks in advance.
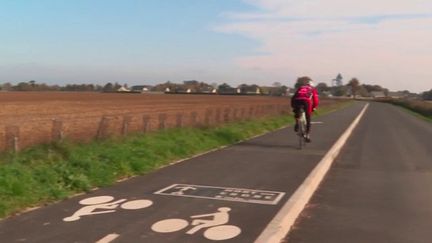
[285,102,432,243]
[2,101,428,243]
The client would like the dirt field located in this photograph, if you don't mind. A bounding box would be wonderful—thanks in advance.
[0,92,294,151]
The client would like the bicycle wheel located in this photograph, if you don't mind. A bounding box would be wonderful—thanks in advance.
[298,111,306,149]
[151,219,189,233]
[203,225,241,241]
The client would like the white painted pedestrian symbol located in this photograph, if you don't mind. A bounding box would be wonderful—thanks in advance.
[151,207,241,241]
[171,185,197,195]
[63,196,153,222]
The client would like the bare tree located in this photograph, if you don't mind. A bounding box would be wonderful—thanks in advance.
[272,82,282,87]
[316,82,330,95]
[348,78,360,98]
[332,73,343,86]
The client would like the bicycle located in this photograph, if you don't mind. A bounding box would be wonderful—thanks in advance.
[151,207,241,241]
[63,196,153,222]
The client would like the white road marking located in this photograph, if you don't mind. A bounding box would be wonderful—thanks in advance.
[64,196,153,222]
[155,184,285,205]
[95,233,119,243]
[120,199,153,210]
[204,225,242,241]
[151,207,242,241]
[80,196,114,205]
[152,219,189,233]
[255,103,369,243]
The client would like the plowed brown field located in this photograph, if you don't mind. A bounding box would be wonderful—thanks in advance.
[0,92,293,151]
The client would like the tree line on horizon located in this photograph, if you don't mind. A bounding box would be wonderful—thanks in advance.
[0,80,289,95]
[0,77,430,100]
[0,80,122,92]
[295,75,427,100]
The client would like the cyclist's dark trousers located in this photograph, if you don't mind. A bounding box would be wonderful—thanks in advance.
[293,99,311,133]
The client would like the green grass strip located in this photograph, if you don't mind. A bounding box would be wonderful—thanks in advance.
[377,99,432,123]
[394,105,432,123]
[0,100,352,219]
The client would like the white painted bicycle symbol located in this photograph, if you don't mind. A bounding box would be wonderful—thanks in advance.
[151,207,241,241]
[63,196,153,222]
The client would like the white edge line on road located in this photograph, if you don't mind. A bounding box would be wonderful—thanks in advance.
[95,233,120,243]
[255,103,369,243]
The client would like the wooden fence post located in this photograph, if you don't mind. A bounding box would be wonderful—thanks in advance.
[5,125,20,152]
[122,116,132,136]
[96,116,110,139]
[263,105,267,116]
[142,115,150,133]
[51,119,64,141]
[249,106,254,119]
[224,108,230,123]
[215,108,221,124]
[205,109,212,126]
[176,113,183,128]
[190,112,198,127]
[233,108,238,121]
[159,113,167,130]
[255,105,260,117]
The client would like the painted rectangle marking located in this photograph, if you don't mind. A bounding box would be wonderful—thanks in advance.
[154,184,285,205]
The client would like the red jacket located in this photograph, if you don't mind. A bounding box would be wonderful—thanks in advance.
[291,85,319,114]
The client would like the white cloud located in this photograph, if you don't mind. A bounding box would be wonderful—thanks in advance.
[241,0,432,18]
[215,0,432,92]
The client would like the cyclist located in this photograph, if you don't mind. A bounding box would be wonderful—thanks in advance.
[291,76,319,142]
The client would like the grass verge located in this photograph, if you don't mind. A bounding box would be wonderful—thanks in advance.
[394,105,432,123]
[376,98,432,122]
[0,100,352,219]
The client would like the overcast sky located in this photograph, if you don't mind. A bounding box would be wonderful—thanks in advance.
[1,0,431,92]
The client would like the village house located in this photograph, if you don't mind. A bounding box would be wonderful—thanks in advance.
[370,91,386,98]
[117,86,130,92]
[238,84,261,95]
[130,85,153,93]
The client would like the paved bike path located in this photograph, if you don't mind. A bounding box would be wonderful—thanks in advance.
[286,102,432,243]
[0,102,366,243]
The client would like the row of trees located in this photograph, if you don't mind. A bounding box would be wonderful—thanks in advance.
[422,89,432,100]
[294,76,390,98]
[0,80,289,96]
[2,79,429,100]
[118,80,288,96]
[0,78,394,98]
[0,81,127,92]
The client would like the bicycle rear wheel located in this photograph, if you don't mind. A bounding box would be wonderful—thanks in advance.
[298,111,306,149]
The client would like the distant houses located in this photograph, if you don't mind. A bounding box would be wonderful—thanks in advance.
[118,80,289,96]
[260,86,289,96]
[216,87,240,95]
[238,84,260,95]
[387,91,404,99]
[130,85,153,93]
[163,81,217,94]
[117,86,131,92]
[387,91,418,99]
[119,80,418,100]
[370,91,386,98]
